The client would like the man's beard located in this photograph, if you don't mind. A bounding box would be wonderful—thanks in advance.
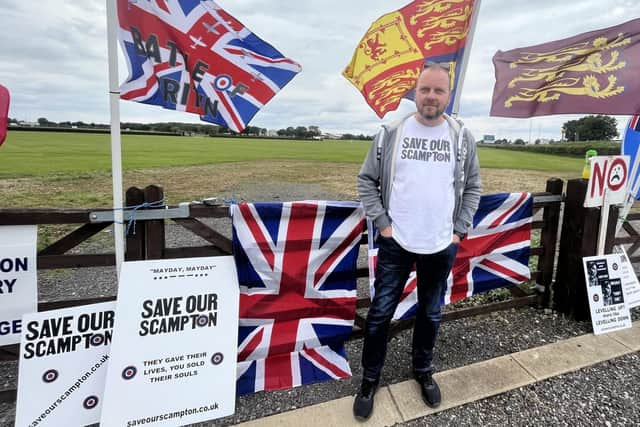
[418,103,445,120]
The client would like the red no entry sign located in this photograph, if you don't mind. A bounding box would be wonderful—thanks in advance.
[585,156,629,207]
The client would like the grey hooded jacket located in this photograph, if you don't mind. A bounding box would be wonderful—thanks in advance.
[357,112,482,238]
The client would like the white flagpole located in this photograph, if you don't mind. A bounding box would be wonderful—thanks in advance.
[106,0,125,278]
[451,0,482,116]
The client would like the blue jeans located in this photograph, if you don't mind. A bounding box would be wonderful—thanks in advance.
[361,235,458,381]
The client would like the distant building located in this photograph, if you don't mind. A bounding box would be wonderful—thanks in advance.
[322,133,343,140]
[267,129,279,137]
[482,134,496,144]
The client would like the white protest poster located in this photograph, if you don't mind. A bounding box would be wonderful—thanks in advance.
[612,245,640,309]
[101,256,239,427]
[14,302,115,427]
[0,225,38,345]
[583,254,632,335]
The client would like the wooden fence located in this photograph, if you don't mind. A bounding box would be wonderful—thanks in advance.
[0,179,564,403]
[554,178,636,320]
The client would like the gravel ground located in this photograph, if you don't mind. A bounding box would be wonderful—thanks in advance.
[399,352,640,427]
[1,182,639,426]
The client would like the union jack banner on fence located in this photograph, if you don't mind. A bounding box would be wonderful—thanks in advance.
[232,201,364,395]
[117,0,301,132]
[368,193,533,320]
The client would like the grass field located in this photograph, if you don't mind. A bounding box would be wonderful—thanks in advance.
[1,131,369,178]
[1,131,583,178]
[0,131,584,209]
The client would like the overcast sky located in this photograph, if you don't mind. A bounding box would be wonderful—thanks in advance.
[0,0,637,140]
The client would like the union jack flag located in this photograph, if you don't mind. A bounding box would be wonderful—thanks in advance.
[117,0,301,132]
[368,193,533,320]
[623,114,640,201]
[232,201,365,395]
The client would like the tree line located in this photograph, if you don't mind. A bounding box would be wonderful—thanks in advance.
[561,115,618,141]
[11,117,268,136]
[27,114,621,142]
[483,115,619,145]
[9,117,373,140]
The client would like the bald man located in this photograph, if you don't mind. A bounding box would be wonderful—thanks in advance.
[354,63,482,420]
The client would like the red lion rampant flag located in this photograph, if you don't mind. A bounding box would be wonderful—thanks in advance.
[117,0,301,132]
[368,193,532,320]
[343,0,478,118]
[232,201,364,395]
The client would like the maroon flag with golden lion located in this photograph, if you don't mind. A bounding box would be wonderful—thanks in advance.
[491,18,640,118]
[343,0,477,118]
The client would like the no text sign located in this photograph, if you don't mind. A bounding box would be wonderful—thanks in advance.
[585,155,629,207]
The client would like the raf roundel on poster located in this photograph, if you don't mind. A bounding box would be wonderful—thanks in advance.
[14,302,115,427]
[100,256,239,427]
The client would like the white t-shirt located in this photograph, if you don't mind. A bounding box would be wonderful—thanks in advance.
[388,116,455,254]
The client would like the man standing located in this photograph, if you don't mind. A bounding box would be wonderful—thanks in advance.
[354,63,481,420]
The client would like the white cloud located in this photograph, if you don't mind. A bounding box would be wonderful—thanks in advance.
[0,0,637,140]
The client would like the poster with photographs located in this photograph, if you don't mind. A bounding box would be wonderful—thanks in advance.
[583,254,632,335]
[612,245,640,309]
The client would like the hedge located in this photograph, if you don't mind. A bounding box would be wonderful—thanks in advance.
[480,141,622,157]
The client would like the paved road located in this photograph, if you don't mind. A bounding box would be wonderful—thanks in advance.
[400,352,639,427]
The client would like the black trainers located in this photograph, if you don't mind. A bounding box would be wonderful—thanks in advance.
[415,371,441,408]
[353,378,379,420]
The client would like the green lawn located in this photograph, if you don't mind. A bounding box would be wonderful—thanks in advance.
[477,147,583,171]
[1,130,582,178]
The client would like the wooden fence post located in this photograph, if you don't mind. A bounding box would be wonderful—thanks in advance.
[125,186,145,261]
[144,185,165,260]
[604,204,619,254]
[537,178,563,308]
[554,179,602,320]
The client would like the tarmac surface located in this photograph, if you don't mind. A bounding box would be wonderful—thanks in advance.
[400,352,640,426]
[234,328,640,427]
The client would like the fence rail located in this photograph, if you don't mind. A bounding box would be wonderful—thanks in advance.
[614,212,640,263]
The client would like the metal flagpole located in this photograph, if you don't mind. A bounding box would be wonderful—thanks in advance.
[106,0,125,278]
[451,0,482,116]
